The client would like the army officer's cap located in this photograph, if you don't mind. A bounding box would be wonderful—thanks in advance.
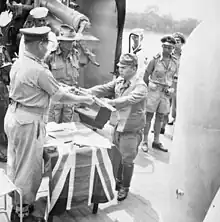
[20,26,51,43]
[172,32,186,44]
[117,53,138,67]
[161,35,176,46]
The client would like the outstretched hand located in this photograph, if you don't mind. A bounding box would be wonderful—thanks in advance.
[85,94,95,105]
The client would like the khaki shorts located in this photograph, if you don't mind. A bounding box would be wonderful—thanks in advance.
[145,88,171,114]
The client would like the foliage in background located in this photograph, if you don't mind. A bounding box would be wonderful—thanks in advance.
[125,5,201,35]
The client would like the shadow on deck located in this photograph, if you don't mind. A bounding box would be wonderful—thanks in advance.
[53,192,161,222]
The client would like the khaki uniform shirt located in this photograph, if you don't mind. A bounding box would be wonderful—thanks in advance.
[46,47,80,86]
[144,53,178,87]
[9,51,61,117]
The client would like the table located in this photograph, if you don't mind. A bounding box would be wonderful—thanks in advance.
[43,122,115,219]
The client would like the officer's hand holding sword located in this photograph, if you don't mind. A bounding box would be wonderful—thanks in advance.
[58,83,116,111]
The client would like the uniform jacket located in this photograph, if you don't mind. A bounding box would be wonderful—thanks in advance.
[172,50,182,82]
[9,51,61,122]
[144,53,178,87]
[46,46,80,86]
[89,75,148,132]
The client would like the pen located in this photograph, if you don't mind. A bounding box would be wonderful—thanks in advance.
[64,140,72,144]
[48,134,56,139]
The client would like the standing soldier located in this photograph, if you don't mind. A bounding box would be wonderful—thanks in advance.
[19,7,58,58]
[167,32,186,125]
[160,32,186,133]
[46,24,82,123]
[142,35,178,152]
[87,53,147,201]
[5,26,94,222]
[0,29,11,162]
[129,28,147,79]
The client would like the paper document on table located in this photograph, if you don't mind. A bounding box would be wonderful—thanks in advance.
[45,122,113,149]
[46,122,77,132]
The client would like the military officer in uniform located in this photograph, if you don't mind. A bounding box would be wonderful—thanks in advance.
[19,7,58,58]
[0,30,12,162]
[87,53,147,201]
[167,32,186,125]
[160,32,186,133]
[129,28,147,79]
[142,35,178,152]
[46,24,82,123]
[5,26,94,222]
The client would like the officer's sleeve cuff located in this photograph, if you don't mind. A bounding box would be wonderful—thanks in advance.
[51,87,66,102]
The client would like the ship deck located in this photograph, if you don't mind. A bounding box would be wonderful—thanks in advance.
[0,121,174,222]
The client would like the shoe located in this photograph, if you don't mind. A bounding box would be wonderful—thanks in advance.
[115,179,122,191]
[117,187,129,201]
[141,142,149,152]
[151,128,165,134]
[152,142,168,152]
[160,128,165,134]
[11,209,33,222]
[11,205,34,222]
[0,150,7,162]
[168,120,175,125]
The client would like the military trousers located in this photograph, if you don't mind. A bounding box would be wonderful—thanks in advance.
[4,104,46,207]
[171,81,177,119]
[111,130,142,188]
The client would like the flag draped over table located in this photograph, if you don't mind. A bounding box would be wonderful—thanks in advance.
[49,143,115,213]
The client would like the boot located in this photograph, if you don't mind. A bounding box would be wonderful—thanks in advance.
[160,127,165,134]
[152,142,168,152]
[115,162,123,191]
[117,164,134,201]
[11,205,34,222]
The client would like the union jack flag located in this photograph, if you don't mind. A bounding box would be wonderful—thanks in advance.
[48,143,116,213]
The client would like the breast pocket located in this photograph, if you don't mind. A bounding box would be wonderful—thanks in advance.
[51,63,65,80]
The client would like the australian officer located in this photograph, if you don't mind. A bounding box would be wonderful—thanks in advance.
[167,32,186,125]
[161,32,186,132]
[46,24,82,123]
[19,7,58,58]
[142,35,178,152]
[87,53,147,201]
[5,26,94,222]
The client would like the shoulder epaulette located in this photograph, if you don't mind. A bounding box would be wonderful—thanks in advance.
[153,53,161,60]
[116,77,124,83]
[171,54,178,60]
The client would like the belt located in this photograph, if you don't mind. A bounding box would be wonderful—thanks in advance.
[149,83,170,93]
[9,99,46,116]
[115,127,143,135]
